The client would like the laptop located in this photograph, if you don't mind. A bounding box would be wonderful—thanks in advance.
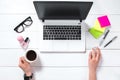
[33,1,93,52]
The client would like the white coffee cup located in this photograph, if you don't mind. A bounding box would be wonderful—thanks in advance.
[25,50,38,63]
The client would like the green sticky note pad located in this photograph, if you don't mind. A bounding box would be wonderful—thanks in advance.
[89,28,103,39]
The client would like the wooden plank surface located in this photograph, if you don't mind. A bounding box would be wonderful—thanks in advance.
[0,0,120,80]
[0,32,38,48]
[0,31,119,49]
[0,49,120,67]
[0,67,120,80]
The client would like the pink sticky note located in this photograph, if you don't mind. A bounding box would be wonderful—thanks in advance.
[97,15,111,27]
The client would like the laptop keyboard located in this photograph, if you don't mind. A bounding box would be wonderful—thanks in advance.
[43,25,81,40]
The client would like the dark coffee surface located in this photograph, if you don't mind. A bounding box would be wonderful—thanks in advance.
[26,50,37,61]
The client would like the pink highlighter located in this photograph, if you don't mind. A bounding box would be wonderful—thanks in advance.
[17,36,30,50]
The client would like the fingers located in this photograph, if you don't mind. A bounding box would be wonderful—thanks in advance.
[90,47,101,61]
[96,47,101,61]
[89,51,92,60]
[91,48,96,59]
[20,56,30,64]
[19,56,26,65]
[19,57,23,68]
[21,56,26,63]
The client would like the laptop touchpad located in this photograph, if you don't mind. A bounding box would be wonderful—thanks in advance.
[53,40,68,51]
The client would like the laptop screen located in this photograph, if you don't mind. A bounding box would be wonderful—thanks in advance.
[33,1,93,20]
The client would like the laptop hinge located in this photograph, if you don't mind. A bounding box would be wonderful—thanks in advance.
[42,19,45,22]
[43,19,82,23]
[80,19,82,23]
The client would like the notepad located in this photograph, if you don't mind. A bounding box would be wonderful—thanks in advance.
[97,15,111,28]
[89,20,106,39]
[89,15,111,39]
[89,28,103,39]
[93,20,106,33]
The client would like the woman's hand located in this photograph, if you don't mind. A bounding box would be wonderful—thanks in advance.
[19,56,32,76]
[88,47,101,80]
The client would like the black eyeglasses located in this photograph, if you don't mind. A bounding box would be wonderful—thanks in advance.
[14,16,33,33]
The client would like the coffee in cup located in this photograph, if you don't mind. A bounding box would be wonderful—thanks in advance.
[25,50,38,63]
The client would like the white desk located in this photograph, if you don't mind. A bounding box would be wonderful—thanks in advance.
[0,0,120,80]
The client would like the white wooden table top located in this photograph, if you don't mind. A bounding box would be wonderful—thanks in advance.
[0,0,120,80]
